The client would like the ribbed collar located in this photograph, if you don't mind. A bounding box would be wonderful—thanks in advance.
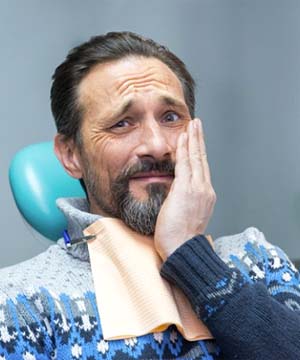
[56,197,101,262]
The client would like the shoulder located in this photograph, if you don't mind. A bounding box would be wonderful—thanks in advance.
[214,227,300,310]
[214,227,298,282]
[214,227,273,262]
[0,244,92,302]
[214,226,293,263]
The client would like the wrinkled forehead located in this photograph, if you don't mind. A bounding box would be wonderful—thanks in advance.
[78,56,186,110]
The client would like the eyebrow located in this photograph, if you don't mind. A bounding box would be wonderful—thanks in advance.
[110,94,187,123]
[112,99,133,121]
[158,95,187,109]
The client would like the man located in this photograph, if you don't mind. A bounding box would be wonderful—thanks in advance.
[1,32,300,359]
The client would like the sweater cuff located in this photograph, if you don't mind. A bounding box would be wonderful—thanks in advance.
[160,235,246,321]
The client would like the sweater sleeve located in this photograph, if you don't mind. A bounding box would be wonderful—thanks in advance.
[160,235,300,360]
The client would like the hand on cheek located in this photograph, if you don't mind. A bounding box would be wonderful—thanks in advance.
[154,118,217,260]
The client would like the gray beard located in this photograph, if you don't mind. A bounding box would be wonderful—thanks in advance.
[112,182,168,235]
[83,160,171,235]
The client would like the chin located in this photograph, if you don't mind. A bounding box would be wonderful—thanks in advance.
[131,182,170,202]
[129,186,151,202]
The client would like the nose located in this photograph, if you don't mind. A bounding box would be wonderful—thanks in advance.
[135,119,172,160]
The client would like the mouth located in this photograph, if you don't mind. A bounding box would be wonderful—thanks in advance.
[130,172,174,184]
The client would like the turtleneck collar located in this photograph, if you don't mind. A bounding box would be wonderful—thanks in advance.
[56,197,101,262]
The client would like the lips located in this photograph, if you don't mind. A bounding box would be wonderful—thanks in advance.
[130,172,173,179]
[130,172,174,185]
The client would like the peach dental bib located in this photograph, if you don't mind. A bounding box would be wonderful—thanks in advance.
[84,218,213,341]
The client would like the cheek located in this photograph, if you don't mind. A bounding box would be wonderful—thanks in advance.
[98,139,134,182]
[81,129,129,178]
[172,128,185,145]
[164,126,188,159]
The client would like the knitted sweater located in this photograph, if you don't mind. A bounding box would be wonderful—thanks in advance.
[0,198,299,360]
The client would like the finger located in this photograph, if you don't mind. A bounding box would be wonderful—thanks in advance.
[175,132,191,181]
[196,118,212,183]
[188,118,205,183]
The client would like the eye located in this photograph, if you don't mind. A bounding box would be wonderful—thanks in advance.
[162,111,180,123]
[111,119,130,129]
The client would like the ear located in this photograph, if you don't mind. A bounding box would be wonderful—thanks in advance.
[54,134,83,179]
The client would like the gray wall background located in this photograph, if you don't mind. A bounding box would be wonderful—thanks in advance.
[1,0,300,267]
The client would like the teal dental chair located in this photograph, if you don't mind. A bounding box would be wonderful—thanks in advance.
[9,142,85,241]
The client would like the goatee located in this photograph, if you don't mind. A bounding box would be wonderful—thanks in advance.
[85,158,175,235]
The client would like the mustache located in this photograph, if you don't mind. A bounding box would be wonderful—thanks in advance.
[121,158,175,180]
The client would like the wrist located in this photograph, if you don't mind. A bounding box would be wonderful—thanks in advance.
[160,234,246,321]
[155,233,214,260]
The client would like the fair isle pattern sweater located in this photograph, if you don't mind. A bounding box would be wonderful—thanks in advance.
[0,198,299,360]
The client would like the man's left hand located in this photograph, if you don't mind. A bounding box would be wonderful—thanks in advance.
[154,118,216,260]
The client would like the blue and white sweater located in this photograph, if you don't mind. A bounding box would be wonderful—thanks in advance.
[0,198,299,359]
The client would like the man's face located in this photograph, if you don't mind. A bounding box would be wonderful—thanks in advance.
[76,56,191,234]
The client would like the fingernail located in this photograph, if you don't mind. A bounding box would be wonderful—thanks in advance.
[193,118,198,129]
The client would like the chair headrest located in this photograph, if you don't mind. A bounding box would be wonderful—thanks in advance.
[9,142,85,240]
